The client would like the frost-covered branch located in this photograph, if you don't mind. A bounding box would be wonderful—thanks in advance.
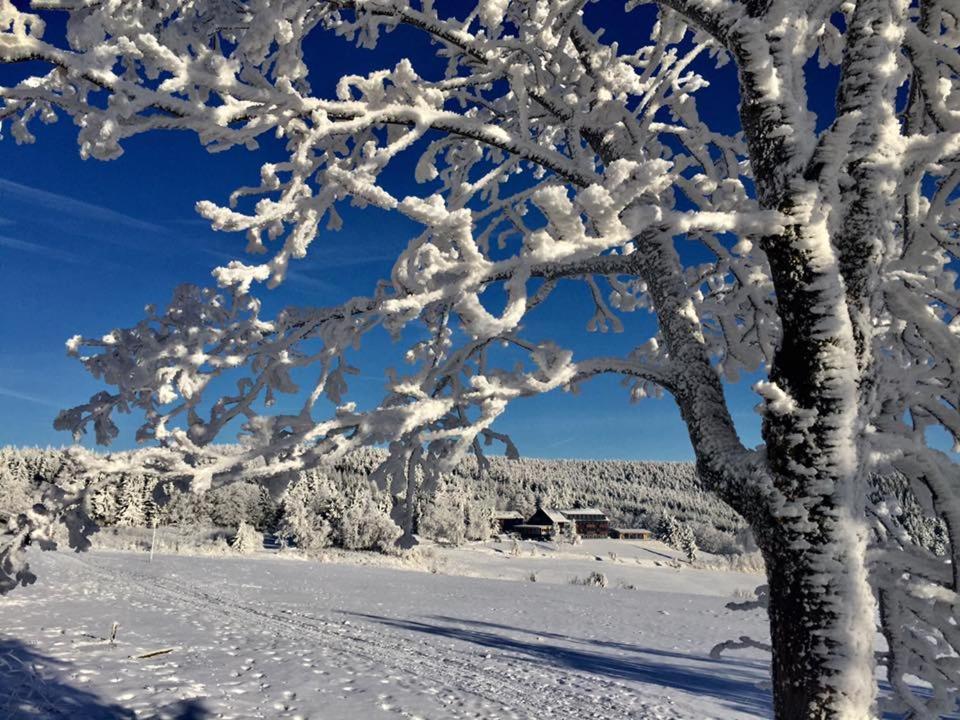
[5,1,960,715]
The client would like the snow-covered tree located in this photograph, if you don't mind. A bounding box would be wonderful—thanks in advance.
[0,449,39,524]
[656,513,697,562]
[678,524,698,564]
[230,521,262,554]
[3,1,960,716]
[277,468,400,553]
[562,520,582,546]
[277,472,334,555]
[161,484,210,528]
[419,472,493,544]
[87,480,119,527]
[206,481,276,530]
[464,495,494,542]
[114,475,147,528]
[420,479,467,545]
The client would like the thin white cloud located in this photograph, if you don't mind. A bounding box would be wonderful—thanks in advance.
[0,235,88,265]
[0,176,163,233]
[284,268,339,293]
[311,253,397,269]
[0,386,63,409]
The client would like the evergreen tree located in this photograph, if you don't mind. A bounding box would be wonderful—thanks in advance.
[115,475,147,528]
[230,522,262,554]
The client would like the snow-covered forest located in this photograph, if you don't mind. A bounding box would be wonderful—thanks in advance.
[0,446,750,555]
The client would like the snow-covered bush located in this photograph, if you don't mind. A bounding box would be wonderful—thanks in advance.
[464,496,494,542]
[338,497,402,552]
[160,489,210,528]
[278,474,333,556]
[690,525,740,556]
[427,472,496,543]
[694,552,766,574]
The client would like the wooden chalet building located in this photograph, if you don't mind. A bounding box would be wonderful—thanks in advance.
[557,508,610,539]
[610,527,653,540]
[493,511,524,535]
[514,507,570,540]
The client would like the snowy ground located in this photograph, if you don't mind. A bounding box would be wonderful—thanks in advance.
[0,540,775,719]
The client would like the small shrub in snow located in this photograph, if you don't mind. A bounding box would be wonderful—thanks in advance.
[207,536,231,556]
[693,552,766,574]
[571,571,608,589]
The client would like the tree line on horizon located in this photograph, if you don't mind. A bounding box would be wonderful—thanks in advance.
[0,445,754,555]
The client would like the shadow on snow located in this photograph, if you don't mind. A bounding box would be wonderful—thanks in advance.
[346,612,772,717]
[0,638,209,720]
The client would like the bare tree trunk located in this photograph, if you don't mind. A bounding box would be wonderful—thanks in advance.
[391,491,419,549]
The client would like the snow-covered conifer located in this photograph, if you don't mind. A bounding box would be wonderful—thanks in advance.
[277,472,334,555]
[114,476,147,528]
[277,468,400,554]
[230,522,262,554]
[419,480,467,546]
[563,521,582,546]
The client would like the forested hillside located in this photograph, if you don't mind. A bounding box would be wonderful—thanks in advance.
[1,446,747,552]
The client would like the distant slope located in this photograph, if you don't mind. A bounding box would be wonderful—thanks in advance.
[2,446,749,553]
[335,448,748,553]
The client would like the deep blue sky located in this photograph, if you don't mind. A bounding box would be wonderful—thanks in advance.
[0,3,835,460]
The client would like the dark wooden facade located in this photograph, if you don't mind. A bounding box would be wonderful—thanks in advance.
[516,508,569,539]
[493,511,524,534]
[558,508,610,539]
[513,524,553,540]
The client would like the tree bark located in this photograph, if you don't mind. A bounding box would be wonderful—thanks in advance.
[628,224,879,716]
[759,508,876,720]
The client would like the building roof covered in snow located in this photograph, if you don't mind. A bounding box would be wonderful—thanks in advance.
[526,508,569,526]
[557,508,607,518]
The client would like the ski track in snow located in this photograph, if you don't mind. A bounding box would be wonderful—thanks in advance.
[79,554,664,719]
[0,548,772,719]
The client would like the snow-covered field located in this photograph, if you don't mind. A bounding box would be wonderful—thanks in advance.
[0,540,773,719]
